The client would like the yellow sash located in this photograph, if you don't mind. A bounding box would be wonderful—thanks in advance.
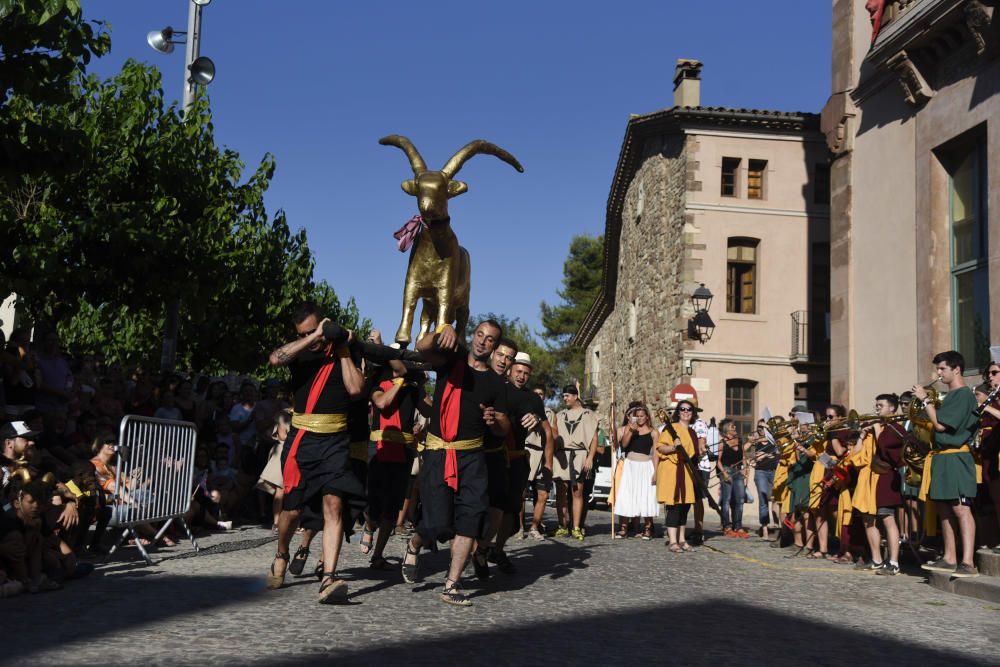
[369,430,416,445]
[291,412,348,434]
[918,444,980,501]
[420,433,484,453]
[350,440,368,461]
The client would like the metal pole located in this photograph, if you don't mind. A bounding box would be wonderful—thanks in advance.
[161,0,204,372]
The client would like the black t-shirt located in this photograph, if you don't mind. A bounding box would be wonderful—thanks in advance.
[348,379,374,442]
[370,373,419,434]
[720,437,744,467]
[428,351,507,442]
[486,382,545,449]
[289,347,352,414]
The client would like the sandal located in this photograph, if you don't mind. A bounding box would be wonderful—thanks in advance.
[642,526,653,541]
[401,540,420,584]
[616,526,629,539]
[317,572,348,604]
[288,546,309,576]
[668,542,682,553]
[314,561,324,581]
[680,542,693,552]
[369,556,393,571]
[807,551,828,560]
[359,527,375,555]
[440,578,472,607]
[266,551,290,590]
[834,553,854,565]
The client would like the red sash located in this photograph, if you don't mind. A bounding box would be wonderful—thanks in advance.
[282,346,336,494]
[440,360,465,491]
[375,379,406,464]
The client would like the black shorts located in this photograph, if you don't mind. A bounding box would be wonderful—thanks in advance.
[280,428,366,524]
[416,449,488,544]
[505,456,530,515]
[485,450,510,511]
[367,458,409,524]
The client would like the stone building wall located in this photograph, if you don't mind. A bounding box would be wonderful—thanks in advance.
[586,134,692,416]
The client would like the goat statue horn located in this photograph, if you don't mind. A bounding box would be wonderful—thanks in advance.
[440,140,524,180]
[379,135,428,176]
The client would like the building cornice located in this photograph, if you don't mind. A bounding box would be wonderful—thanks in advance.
[572,106,822,348]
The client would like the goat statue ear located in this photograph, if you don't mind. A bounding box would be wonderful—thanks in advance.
[401,179,418,196]
[447,180,468,198]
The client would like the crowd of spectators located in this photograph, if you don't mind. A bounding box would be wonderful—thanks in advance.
[0,328,291,597]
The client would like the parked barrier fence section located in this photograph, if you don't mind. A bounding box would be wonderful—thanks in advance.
[107,415,200,564]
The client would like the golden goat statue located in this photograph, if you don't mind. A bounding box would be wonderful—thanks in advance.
[379,135,523,346]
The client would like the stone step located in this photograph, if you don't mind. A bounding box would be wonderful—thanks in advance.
[975,548,1000,577]
[927,570,1000,604]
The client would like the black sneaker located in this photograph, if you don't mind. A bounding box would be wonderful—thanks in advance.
[921,558,957,573]
[488,548,516,574]
[472,549,490,581]
[857,560,884,572]
[876,562,900,576]
[952,563,980,578]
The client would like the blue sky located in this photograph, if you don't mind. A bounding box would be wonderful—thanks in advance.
[84,1,832,341]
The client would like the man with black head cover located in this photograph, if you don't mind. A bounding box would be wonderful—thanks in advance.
[264,301,366,604]
[400,320,509,606]
[553,385,598,541]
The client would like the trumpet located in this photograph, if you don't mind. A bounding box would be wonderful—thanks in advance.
[907,381,941,448]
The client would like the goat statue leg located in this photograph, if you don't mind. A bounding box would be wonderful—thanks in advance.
[395,275,421,347]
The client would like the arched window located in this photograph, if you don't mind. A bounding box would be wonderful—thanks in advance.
[727,238,759,314]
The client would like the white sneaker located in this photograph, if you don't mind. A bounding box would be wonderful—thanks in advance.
[527,528,545,541]
[217,520,233,530]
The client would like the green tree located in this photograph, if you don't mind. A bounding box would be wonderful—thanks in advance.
[0,0,110,183]
[2,59,368,373]
[539,234,603,383]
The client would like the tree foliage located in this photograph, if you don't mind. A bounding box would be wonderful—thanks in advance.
[539,234,603,383]
[0,55,369,373]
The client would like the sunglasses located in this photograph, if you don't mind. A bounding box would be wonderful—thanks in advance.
[990,370,1000,377]
[678,407,693,413]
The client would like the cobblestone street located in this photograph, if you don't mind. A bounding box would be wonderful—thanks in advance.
[5,507,999,666]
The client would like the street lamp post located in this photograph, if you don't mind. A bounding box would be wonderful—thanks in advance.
[147,0,216,371]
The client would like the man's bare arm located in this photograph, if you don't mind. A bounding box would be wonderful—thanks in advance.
[269,318,329,367]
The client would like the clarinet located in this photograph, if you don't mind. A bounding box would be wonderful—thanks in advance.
[975,384,1000,418]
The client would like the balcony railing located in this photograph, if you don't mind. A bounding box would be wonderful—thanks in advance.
[791,310,831,364]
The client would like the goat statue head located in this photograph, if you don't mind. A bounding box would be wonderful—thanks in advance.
[379,135,524,221]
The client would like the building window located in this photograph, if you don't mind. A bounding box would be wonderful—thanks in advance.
[747,159,767,199]
[814,162,831,205]
[946,140,989,370]
[726,379,757,439]
[727,238,759,314]
[721,157,740,197]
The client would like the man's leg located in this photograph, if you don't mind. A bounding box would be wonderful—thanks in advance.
[448,535,475,584]
[571,480,585,533]
[532,485,549,532]
[936,501,958,564]
[952,503,976,567]
[555,481,568,530]
[320,494,345,576]
[881,514,900,564]
[863,516,881,563]
[271,507,301,580]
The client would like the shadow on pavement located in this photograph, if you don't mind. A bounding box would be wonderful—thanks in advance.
[259,599,991,667]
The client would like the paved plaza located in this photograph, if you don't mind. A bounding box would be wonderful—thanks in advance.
[4,507,1000,666]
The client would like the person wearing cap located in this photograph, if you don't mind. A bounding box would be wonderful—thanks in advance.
[553,384,599,541]
[488,351,548,572]
[2,421,39,465]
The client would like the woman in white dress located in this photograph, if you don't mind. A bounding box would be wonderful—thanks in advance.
[256,409,291,532]
[614,402,660,539]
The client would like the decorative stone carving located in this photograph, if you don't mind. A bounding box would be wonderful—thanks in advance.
[964,0,996,57]
[886,50,935,106]
[820,92,857,156]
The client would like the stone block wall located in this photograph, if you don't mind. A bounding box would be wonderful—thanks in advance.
[586,134,693,417]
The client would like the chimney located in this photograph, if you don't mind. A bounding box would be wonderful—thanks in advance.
[673,58,702,108]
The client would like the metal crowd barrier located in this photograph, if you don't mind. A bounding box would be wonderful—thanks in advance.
[106,415,200,564]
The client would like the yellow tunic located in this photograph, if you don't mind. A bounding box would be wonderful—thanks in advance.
[850,433,878,516]
[808,439,828,510]
[656,425,696,505]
